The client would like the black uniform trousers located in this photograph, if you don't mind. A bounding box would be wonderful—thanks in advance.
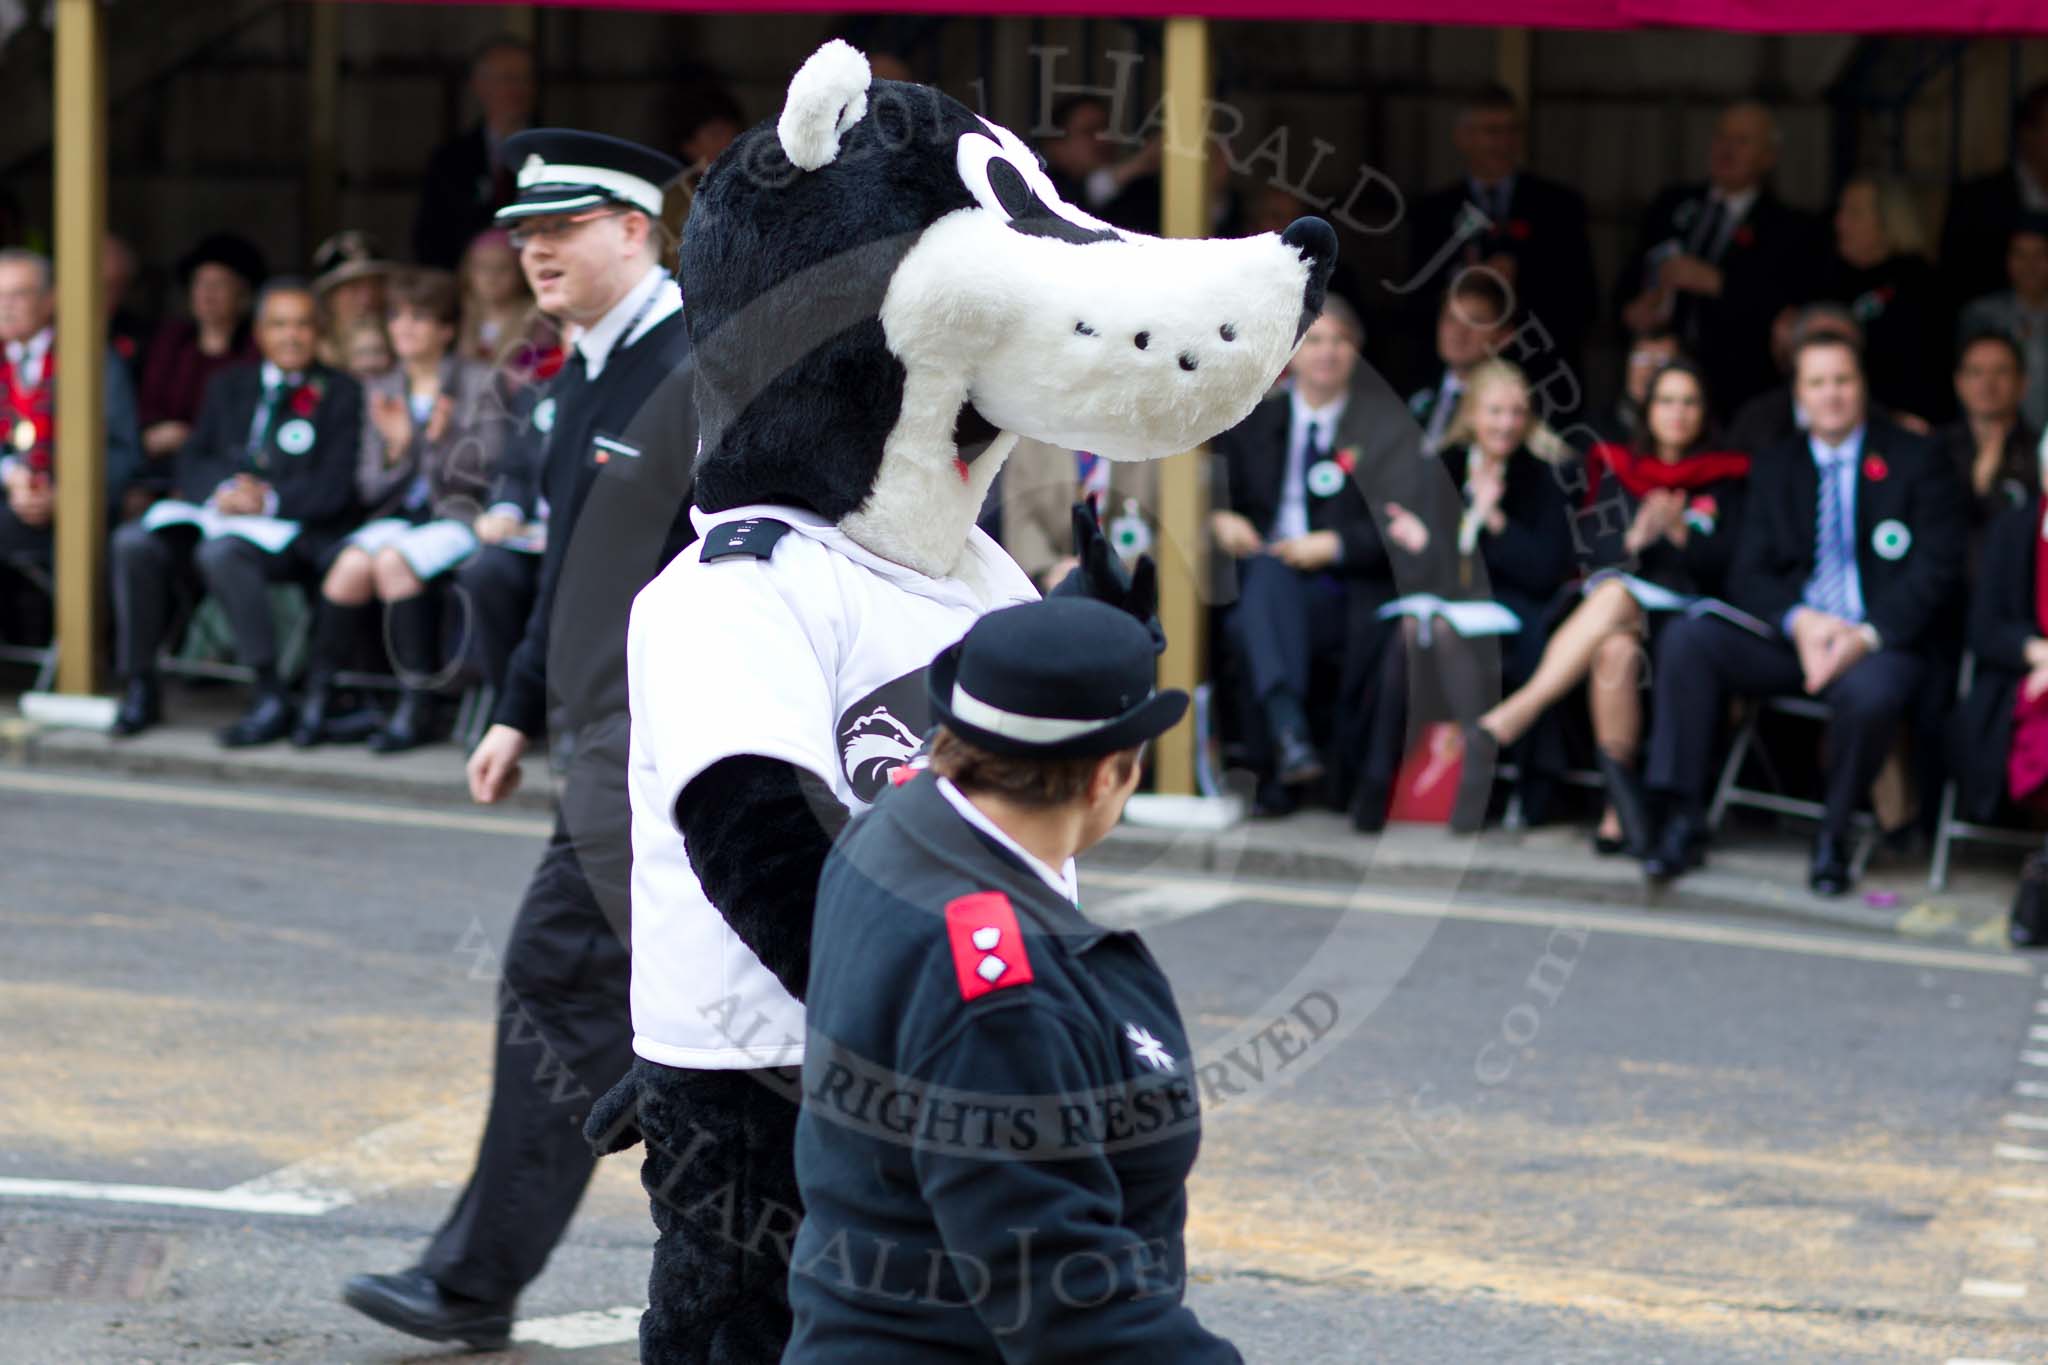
[451,543,542,693]
[1225,555,1349,707]
[110,521,329,677]
[421,713,637,1304]
[1644,615,1927,835]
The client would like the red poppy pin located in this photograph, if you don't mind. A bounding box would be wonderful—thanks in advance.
[289,382,321,417]
[1335,447,1358,474]
[529,346,566,382]
[1731,225,1756,249]
[1690,494,1717,517]
[1506,219,1532,241]
[1863,454,1888,483]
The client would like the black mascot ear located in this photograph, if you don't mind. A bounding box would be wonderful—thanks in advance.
[777,39,872,172]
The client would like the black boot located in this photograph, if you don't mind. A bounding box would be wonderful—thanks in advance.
[110,674,161,738]
[367,689,436,754]
[1595,750,1654,858]
[219,681,293,748]
[291,672,335,749]
[293,602,372,748]
[1645,804,1707,881]
[369,594,442,754]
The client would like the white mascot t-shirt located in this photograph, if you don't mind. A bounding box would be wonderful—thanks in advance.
[626,503,1038,1069]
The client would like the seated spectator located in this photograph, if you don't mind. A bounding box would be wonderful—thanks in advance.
[1461,361,1748,849]
[1354,359,1575,832]
[1940,81,2048,307]
[1938,329,2040,561]
[1406,84,1597,386]
[1410,271,1514,455]
[675,83,745,193]
[1821,175,1952,426]
[1591,326,1684,446]
[342,318,394,387]
[413,35,535,269]
[455,228,533,364]
[1959,494,2048,945]
[1038,95,1161,236]
[1958,214,2048,431]
[296,269,506,753]
[1620,101,1821,414]
[1723,302,1862,455]
[0,248,141,586]
[1640,331,1966,895]
[1002,437,1154,596]
[312,230,396,371]
[136,234,265,482]
[103,233,151,375]
[108,278,364,746]
[1211,295,1395,813]
[455,419,546,694]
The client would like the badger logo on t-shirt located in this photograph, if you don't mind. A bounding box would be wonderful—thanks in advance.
[837,670,931,802]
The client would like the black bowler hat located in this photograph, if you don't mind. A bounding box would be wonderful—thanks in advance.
[496,129,683,223]
[927,599,1189,760]
[176,232,267,292]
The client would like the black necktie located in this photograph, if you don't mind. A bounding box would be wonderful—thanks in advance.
[1690,196,1727,260]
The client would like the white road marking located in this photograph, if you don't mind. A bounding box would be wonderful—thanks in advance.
[1948,1358,2020,1364]
[0,1177,336,1216]
[1994,1185,2048,1201]
[2029,1025,2048,1042]
[2003,1113,2048,1132]
[1082,871,2032,976]
[1959,1279,2028,1299]
[1088,881,1245,930]
[2020,1051,2048,1067]
[2017,1081,2048,1099]
[2035,999,2048,1013]
[0,768,550,838]
[512,1305,644,1349]
[1996,1143,2048,1163]
[1981,1230,2039,1249]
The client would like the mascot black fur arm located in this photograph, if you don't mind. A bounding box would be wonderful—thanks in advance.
[604,37,1334,1365]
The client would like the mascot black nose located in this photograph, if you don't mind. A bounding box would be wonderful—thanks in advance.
[1281,216,1339,341]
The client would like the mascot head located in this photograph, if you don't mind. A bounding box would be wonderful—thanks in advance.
[686,39,1336,577]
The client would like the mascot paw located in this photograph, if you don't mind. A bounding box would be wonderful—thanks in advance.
[583,1068,645,1156]
[1052,499,1164,653]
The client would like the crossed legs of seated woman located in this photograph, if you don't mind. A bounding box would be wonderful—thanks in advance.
[1458,577,1656,849]
[297,542,447,752]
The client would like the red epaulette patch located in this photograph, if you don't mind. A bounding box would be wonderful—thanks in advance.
[945,892,1033,1001]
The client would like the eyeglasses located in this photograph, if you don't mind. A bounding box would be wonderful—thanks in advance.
[506,208,623,250]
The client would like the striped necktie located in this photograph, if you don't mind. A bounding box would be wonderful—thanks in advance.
[1806,449,1855,620]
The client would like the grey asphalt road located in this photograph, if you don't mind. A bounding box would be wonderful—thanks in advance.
[4,766,2047,1364]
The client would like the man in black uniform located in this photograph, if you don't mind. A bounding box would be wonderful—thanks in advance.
[344,129,697,1349]
[788,598,1241,1362]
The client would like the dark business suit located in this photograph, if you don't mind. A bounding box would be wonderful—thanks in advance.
[1621,184,1822,414]
[1407,173,1598,386]
[413,125,516,269]
[110,360,362,677]
[453,409,547,693]
[1956,499,2044,823]
[1940,169,2032,310]
[1644,419,1968,834]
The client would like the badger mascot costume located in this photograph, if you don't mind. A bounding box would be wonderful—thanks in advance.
[590,40,1334,1362]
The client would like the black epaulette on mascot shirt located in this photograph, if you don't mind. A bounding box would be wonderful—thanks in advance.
[700,517,793,562]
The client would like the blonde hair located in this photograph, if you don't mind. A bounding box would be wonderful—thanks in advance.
[1440,358,1569,464]
[1846,175,1929,260]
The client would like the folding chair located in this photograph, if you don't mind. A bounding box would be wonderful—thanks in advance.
[0,556,58,693]
[1929,653,2041,890]
[1707,694,1878,880]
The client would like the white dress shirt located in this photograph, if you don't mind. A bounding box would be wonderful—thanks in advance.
[575,264,682,381]
[5,326,52,389]
[1273,389,1346,543]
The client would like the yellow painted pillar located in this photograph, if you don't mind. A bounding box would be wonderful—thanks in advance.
[1496,28,1532,110]
[54,0,107,696]
[1154,17,1211,797]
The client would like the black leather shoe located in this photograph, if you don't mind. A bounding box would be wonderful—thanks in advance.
[1275,730,1325,787]
[367,691,435,754]
[342,1268,513,1349]
[290,677,333,749]
[1595,751,1654,858]
[1591,825,1628,856]
[1252,778,1299,818]
[1809,831,1852,897]
[1350,778,1389,833]
[218,688,293,748]
[1449,724,1499,834]
[109,676,161,738]
[1645,809,1706,881]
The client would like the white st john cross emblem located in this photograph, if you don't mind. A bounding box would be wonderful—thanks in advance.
[1124,1022,1174,1072]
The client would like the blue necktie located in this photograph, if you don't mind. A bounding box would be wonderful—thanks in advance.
[1808,452,1854,620]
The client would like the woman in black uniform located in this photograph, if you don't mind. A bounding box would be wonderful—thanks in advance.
[787,597,1240,1363]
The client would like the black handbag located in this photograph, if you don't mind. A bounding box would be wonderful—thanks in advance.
[2010,845,2048,949]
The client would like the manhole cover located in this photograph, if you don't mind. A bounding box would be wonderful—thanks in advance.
[0,1225,173,1300]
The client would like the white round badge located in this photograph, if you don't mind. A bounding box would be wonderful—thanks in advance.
[1306,460,1347,499]
[274,418,315,456]
[533,397,556,434]
[1108,501,1152,560]
[1871,518,1911,561]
